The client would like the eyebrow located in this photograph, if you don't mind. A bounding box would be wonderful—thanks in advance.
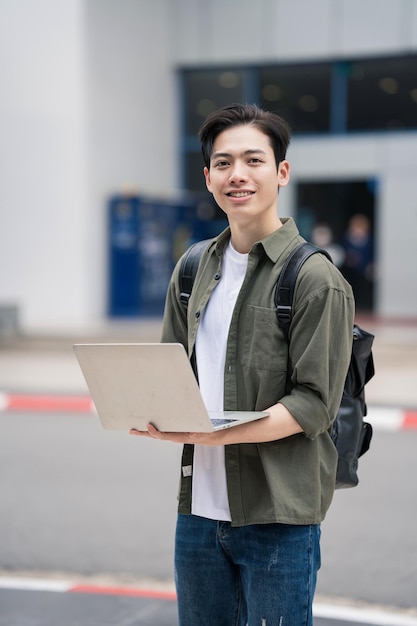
[211,148,267,161]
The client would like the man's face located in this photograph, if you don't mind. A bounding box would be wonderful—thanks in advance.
[203,124,290,231]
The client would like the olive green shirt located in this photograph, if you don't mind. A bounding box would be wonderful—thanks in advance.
[161,218,355,526]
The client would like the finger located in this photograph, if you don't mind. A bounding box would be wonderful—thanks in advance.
[129,428,149,437]
[147,423,159,434]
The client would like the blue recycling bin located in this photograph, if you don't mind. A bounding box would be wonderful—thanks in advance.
[108,194,227,317]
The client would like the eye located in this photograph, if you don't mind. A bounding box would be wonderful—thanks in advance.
[213,160,229,169]
[248,157,263,164]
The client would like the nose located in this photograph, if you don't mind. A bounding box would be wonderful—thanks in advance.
[229,161,248,184]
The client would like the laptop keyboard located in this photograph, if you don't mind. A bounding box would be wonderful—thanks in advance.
[210,417,239,427]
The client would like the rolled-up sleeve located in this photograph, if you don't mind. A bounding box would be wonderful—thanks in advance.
[279,259,355,440]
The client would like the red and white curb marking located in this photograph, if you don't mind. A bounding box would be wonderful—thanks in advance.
[0,391,94,413]
[0,575,176,600]
[366,406,417,431]
[0,391,416,431]
[1,576,417,626]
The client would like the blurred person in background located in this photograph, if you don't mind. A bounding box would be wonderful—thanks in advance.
[131,103,354,626]
[311,222,345,267]
[341,213,374,311]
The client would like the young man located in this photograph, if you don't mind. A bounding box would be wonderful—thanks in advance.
[131,104,354,625]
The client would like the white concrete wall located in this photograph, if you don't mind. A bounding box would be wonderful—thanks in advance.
[0,0,416,332]
[0,0,88,331]
[0,0,176,332]
[377,136,417,317]
[83,0,178,326]
[173,0,417,64]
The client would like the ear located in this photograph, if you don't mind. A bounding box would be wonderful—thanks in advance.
[278,160,290,188]
[204,166,212,193]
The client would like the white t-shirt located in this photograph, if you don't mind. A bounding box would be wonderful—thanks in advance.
[192,241,248,520]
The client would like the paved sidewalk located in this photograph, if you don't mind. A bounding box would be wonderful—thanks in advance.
[0,319,163,395]
[0,316,417,408]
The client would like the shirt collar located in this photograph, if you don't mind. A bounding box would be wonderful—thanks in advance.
[257,217,301,263]
[211,217,301,263]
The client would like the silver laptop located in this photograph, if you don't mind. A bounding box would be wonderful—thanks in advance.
[73,343,269,432]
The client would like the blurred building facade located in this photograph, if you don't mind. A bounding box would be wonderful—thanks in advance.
[0,0,416,332]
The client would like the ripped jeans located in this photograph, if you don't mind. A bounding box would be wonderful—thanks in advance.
[175,514,321,626]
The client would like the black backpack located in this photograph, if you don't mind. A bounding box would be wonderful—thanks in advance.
[178,240,375,489]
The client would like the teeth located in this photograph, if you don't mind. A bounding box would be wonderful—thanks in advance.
[229,191,252,197]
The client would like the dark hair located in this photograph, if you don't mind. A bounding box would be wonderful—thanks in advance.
[199,103,291,169]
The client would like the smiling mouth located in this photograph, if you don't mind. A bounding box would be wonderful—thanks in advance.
[226,191,254,198]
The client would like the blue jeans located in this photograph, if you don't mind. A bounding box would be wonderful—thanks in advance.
[175,514,321,626]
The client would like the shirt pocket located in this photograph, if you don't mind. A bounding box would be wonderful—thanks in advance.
[240,305,288,373]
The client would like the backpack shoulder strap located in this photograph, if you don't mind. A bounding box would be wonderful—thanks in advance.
[179,239,210,310]
[275,242,332,341]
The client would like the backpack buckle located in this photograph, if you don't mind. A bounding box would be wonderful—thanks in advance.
[276,304,292,327]
[179,293,190,308]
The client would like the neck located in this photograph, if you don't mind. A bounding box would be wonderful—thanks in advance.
[229,217,283,254]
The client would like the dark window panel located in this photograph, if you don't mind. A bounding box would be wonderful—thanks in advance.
[183,69,245,136]
[185,151,206,193]
[260,63,331,133]
[347,55,417,130]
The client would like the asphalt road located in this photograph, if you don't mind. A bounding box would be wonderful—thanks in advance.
[1,409,417,624]
[0,588,178,626]
[0,588,384,626]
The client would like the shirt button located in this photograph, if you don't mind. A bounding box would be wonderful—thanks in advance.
[195,311,201,319]
[214,273,221,280]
